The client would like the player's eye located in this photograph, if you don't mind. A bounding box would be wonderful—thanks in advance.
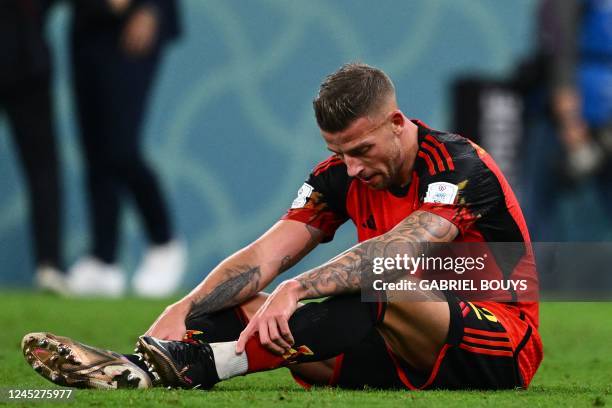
[353,146,371,156]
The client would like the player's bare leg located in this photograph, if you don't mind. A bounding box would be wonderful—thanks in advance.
[378,300,449,371]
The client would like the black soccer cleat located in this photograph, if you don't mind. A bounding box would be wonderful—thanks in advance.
[136,336,220,389]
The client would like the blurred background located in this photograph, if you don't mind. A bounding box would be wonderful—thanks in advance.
[1,0,611,295]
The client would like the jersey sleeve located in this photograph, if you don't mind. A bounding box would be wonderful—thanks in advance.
[416,141,504,236]
[281,158,350,243]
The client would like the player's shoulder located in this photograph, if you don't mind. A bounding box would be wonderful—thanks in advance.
[413,120,506,212]
[311,155,347,176]
[304,155,352,212]
[308,155,352,189]
[413,119,484,178]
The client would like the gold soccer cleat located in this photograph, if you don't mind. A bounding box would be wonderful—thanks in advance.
[22,332,152,389]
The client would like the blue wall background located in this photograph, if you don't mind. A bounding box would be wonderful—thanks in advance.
[0,0,537,288]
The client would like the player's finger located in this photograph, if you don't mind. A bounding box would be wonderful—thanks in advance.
[258,321,284,355]
[277,318,295,346]
[268,319,291,351]
[236,320,256,353]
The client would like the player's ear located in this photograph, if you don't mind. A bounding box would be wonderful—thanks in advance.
[389,110,404,135]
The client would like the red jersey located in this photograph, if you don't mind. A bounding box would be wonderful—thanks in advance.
[283,119,539,321]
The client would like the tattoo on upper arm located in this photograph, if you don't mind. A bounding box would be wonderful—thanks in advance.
[187,265,261,320]
[295,211,457,298]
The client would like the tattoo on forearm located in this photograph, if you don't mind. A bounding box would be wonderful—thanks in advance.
[280,255,292,272]
[295,211,457,298]
[187,265,261,319]
[278,224,323,274]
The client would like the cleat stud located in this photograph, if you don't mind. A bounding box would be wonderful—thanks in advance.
[32,361,43,372]
[57,346,68,356]
[50,372,59,382]
[127,374,136,382]
[38,339,48,347]
[50,355,58,362]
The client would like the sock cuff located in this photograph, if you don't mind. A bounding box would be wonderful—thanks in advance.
[210,341,248,380]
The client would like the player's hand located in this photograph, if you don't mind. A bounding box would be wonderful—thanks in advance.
[144,301,190,340]
[121,6,158,56]
[236,280,300,355]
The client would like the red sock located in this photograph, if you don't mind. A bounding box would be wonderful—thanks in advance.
[244,335,287,373]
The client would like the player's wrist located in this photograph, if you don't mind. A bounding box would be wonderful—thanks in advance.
[277,279,304,300]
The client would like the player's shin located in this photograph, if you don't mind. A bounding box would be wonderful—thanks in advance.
[214,294,385,379]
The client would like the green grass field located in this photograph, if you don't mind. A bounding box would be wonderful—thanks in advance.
[1,293,610,407]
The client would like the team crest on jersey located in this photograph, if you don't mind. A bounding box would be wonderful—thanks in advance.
[291,183,314,209]
[424,182,458,204]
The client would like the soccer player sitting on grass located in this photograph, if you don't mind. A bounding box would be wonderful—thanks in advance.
[22,63,542,391]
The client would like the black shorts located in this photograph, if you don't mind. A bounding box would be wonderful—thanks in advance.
[292,294,536,390]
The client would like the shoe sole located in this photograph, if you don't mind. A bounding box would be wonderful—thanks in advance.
[22,332,147,389]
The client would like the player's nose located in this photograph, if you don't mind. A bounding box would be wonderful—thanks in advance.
[344,156,364,178]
